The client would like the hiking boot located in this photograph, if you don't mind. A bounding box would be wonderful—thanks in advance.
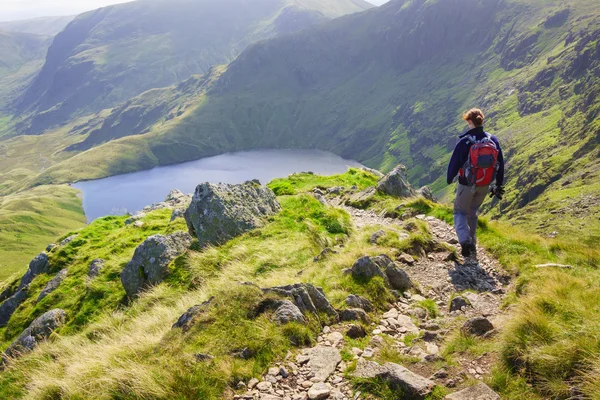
[460,242,472,258]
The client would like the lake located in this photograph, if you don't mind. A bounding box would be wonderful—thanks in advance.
[73,149,363,221]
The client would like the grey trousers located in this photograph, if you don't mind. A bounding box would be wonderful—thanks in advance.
[453,184,489,245]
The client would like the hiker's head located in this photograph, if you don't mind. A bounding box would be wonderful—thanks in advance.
[463,108,485,129]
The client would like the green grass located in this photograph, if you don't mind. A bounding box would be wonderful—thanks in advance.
[267,168,378,196]
[0,185,86,283]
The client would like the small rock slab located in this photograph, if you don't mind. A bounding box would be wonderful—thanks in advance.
[263,283,338,319]
[273,300,306,325]
[18,252,50,290]
[445,383,500,400]
[351,255,412,291]
[308,382,330,400]
[4,309,66,359]
[0,287,28,327]
[37,269,68,302]
[172,298,213,331]
[88,259,105,279]
[345,294,373,312]
[301,346,341,382]
[353,359,435,399]
[461,317,494,337]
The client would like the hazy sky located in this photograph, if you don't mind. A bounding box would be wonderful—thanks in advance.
[0,0,389,22]
[0,0,132,22]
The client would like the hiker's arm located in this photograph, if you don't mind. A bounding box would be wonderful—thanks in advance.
[494,137,505,186]
[447,142,464,184]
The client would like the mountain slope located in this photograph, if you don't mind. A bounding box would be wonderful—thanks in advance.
[0,16,74,36]
[14,0,372,134]
[36,0,599,241]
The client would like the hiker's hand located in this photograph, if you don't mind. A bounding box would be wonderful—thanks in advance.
[489,186,505,200]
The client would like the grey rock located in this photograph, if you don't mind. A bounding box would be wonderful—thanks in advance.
[170,208,185,222]
[351,255,412,291]
[233,348,254,359]
[303,346,342,381]
[125,213,145,225]
[4,309,66,359]
[46,243,57,252]
[121,231,192,297]
[184,182,280,246]
[376,165,415,198]
[461,317,494,337]
[18,252,50,290]
[263,283,338,319]
[194,353,214,362]
[346,324,367,339]
[361,167,384,177]
[37,269,68,302]
[346,186,376,209]
[172,298,213,331]
[88,259,105,279]
[273,300,306,325]
[308,382,330,400]
[449,296,470,312]
[397,253,415,265]
[314,248,337,262]
[59,235,78,246]
[353,359,435,399]
[339,308,370,324]
[370,230,386,244]
[417,186,435,202]
[326,186,345,195]
[445,383,500,400]
[345,294,373,312]
[0,287,28,327]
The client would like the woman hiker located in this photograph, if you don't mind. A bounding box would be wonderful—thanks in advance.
[447,108,505,258]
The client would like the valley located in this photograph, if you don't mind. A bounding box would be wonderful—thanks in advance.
[0,0,598,398]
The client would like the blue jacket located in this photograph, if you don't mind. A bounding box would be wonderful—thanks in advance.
[447,127,505,186]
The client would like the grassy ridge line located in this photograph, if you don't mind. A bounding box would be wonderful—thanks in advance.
[0,185,86,283]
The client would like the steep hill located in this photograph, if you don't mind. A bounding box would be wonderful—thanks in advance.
[14,0,372,134]
[35,0,599,242]
[0,15,74,36]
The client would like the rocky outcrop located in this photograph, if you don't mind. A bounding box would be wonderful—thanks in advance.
[37,269,68,302]
[18,252,50,290]
[0,287,28,327]
[121,232,193,297]
[345,294,373,312]
[461,317,494,336]
[184,182,280,247]
[172,298,213,331]
[263,283,338,319]
[353,358,435,399]
[88,259,105,279]
[417,186,434,201]
[376,165,415,198]
[445,383,500,399]
[351,255,413,291]
[4,309,66,359]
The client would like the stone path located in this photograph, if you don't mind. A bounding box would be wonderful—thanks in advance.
[236,191,510,400]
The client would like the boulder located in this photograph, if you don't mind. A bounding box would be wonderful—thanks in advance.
[172,298,213,331]
[37,269,68,302]
[273,300,306,325]
[345,294,373,312]
[19,252,50,290]
[263,283,338,319]
[353,359,435,399]
[184,181,280,246]
[339,308,370,324]
[300,345,341,381]
[121,231,193,297]
[346,324,367,339]
[4,309,66,359]
[445,383,500,400]
[449,296,470,312]
[351,255,413,291]
[88,259,106,279]
[0,287,28,327]
[417,186,435,202]
[376,165,415,198]
[346,186,376,209]
[461,317,494,337]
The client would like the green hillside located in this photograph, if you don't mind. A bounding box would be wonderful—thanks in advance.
[0,15,74,36]
[30,0,598,243]
[13,0,372,134]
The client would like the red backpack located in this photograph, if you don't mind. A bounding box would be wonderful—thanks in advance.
[459,133,499,187]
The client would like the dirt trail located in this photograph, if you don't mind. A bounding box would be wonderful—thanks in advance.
[237,198,511,400]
